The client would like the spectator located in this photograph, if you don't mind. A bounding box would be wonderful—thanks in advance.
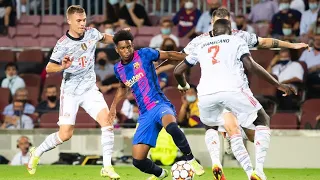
[290,0,306,13]
[172,0,201,38]
[1,99,34,129]
[195,0,221,34]
[299,34,320,96]
[105,0,120,24]
[271,0,301,37]
[155,38,180,75]
[3,88,35,116]
[267,48,304,110]
[1,62,25,96]
[35,85,59,117]
[95,51,115,82]
[0,0,12,35]
[248,0,278,23]
[118,0,151,28]
[10,136,32,165]
[235,15,255,33]
[177,84,203,127]
[282,20,300,42]
[149,19,179,49]
[119,91,138,128]
[307,11,320,37]
[97,20,116,48]
[300,0,319,36]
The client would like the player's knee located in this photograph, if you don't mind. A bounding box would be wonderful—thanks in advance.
[58,128,74,141]
[132,158,148,172]
[253,108,270,127]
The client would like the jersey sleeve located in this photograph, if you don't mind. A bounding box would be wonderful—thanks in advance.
[235,30,259,48]
[92,28,104,41]
[183,36,201,54]
[185,51,199,66]
[140,48,160,63]
[236,39,251,60]
[50,42,67,64]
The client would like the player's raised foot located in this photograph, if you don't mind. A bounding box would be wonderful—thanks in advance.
[188,158,205,176]
[147,169,168,180]
[212,164,226,180]
[250,171,266,180]
[26,147,40,175]
[100,166,120,179]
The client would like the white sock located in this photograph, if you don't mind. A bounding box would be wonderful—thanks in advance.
[159,169,166,178]
[254,126,271,173]
[205,129,222,167]
[230,134,253,178]
[35,132,63,157]
[101,126,114,167]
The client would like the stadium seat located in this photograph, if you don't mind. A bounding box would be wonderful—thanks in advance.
[20,74,41,88]
[89,15,106,24]
[39,112,59,128]
[0,88,10,105]
[39,24,63,38]
[41,15,64,26]
[0,50,15,62]
[163,86,182,112]
[62,23,69,34]
[179,37,191,48]
[15,37,39,47]
[17,49,44,74]
[137,26,160,36]
[0,37,16,47]
[75,112,98,128]
[15,24,39,38]
[42,74,63,100]
[148,15,160,26]
[18,15,41,26]
[134,35,153,47]
[301,99,320,114]
[189,64,201,86]
[270,113,298,129]
[300,112,318,129]
[26,86,40,106]
[7,27,16,38]
[39,36,58,47]
[250,49,275,68]
[103,90,124,112]
[249,75,277,97]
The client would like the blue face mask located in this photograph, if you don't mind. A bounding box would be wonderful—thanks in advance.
[309,3,319,10]
[126,2,134,9]
[186,95,197,103]
[161,28,171,35]
[108,0,119,5]
[279,3,290,11]
[282,28,292,35]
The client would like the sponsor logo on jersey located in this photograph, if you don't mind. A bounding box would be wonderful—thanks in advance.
[125,72,144,87]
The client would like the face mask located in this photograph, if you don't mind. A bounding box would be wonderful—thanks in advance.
[237,25,243,30]
[282,28,292,35]
[14,110,22,116]
[161,28,171,35]
[316,27,320,34]
[276,60,290,65]
[47,96,57,102]
[279,3,290,11]
[108,0,119,5]
[163,44,175,51]
[184,2,194,9]
[309,3,319,10]
[186,95,196,103]
[209,8,217,16]
[132,113,139,121]
[126,2,134,9]
[129,99,136,105]
[104,28,114,35]
[98,59,107,66]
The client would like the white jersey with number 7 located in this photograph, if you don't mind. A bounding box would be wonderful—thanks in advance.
[185,34,251,96]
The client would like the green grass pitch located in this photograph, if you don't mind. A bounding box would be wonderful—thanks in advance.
[1,165,320,180]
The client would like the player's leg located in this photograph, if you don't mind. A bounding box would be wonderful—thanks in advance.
[132,112,168,180]
[250,108,270,180]
[160,105,204,176]
[27,93,78,174]
[80,88,119,179]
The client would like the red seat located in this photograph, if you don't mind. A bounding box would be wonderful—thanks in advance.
[39,36,58,47]
[148,15,160,26]
[189,64,201,86]
[26,86,40,106]
[0,37,16,47]
[15,25,39,38]
[7,27,16,38]
[103,90,124,112]
[18,15,41,26]
[0,88,10,105]
[18,50,43,63]
[137,26,160,36]
[300,112,318,129]
[75,112,97,128]
[0,50,15,62]
[41,15,64,26]
[15,37,39,47]
[42,74,62,100]
[163,86,182,112]
[250,49,275,69]
[270,113,298,129]
[301,99,320,114]
[249,74,277,97]
[39,112,59,128]
[89,15,106,24]
[20,74,41,88]
[133,35,153,47]
[39,24,62,38]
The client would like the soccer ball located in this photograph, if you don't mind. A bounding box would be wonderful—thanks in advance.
[171,161,195,180]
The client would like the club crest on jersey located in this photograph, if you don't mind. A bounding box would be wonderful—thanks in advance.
[81,43,87,51]
[133,62,140,69]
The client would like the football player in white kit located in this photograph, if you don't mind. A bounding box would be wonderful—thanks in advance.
[27,5,120,179]
[174,19,296,180]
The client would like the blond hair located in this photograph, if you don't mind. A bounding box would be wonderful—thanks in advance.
[66,5,85,17]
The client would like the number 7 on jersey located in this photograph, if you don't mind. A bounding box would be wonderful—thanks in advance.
[208,45,220,64]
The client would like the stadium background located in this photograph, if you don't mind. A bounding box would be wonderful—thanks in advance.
[0,0,320,174]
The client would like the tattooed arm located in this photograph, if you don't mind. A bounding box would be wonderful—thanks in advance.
[257,37,309,49]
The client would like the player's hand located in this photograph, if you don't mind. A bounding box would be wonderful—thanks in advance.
[291,43,310,51]
[277,84,297,96]
[61,55,72,70]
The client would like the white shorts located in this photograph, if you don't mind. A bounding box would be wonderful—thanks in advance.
[58,86,108,125]
[198,88,262,128]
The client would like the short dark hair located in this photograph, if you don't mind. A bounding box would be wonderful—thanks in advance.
[103,20,113,25]
[212,7,230,19]
[161,19,172,25]
[189,84,197,93]
[212,19,231,36]
[46,85,57,90]
[5,62,18,71]
[113,30,134,45]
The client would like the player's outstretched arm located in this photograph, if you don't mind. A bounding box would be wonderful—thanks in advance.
[258,37,309,50]
[242,54,297,96]
[174,61,191,91]
[159,51,187,62]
